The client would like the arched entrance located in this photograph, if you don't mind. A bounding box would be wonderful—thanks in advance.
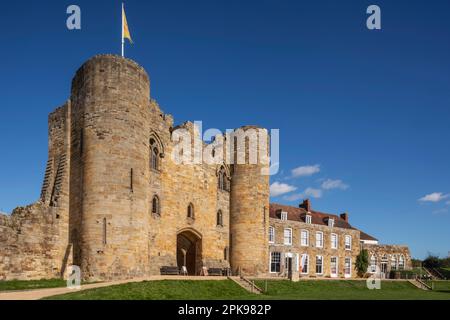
[177,229,202,276]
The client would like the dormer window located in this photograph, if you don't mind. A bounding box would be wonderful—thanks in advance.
[328,218,335,228]
[281,211,288,221]
[305,215,312,224]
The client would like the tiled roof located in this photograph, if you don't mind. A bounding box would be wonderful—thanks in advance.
[359,230,378,241]
[269,203,354,230]
[269,203,380,241]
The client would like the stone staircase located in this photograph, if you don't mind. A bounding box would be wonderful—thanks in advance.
[408,278,432,291]
[40,158,54,203]
[41,154,67,207]
[50,154,67,206]
[228,276,264,294]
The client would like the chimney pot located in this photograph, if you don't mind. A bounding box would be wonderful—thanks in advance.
[300,199,311,212]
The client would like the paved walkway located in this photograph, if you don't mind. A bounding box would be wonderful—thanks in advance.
[0,276,229,300]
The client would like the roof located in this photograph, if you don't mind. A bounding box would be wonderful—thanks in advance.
[269,203,380,242]
[269,203,354,230]
[359,230,378,241]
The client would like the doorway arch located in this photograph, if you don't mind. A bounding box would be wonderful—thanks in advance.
[177,228,202,275]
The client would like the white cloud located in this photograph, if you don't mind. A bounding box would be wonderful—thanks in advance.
[283,187,323,201]
[419,192,449,203]
[270,182,297,197]
[321,179,349,190]
[283,193,303,202]
[291,165,320,178]
[303,187,323,198]
[432,208,448,215]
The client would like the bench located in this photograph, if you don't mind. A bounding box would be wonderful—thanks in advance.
[208,268,224,276]
[160,266,180,275]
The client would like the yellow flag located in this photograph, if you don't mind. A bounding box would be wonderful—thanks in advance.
[122,6,133,44]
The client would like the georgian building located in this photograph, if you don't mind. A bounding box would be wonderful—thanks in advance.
[268,200,412,279]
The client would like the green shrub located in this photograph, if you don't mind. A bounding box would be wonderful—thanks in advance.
[355,249,369,277]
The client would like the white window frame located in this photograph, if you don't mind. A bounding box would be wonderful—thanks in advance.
[344,257,352,278]
[391,255,398,271]
[316,255,324,275]
[269,226,275,244]
[270,252,281,273]
[315,231,324,248]
[284,228,292,246]
[345,235,352,251]
[301,254,309,275]
[300,229,309,247]
[331,233,338,249]
[330,256,338,278]
[281,211,288,221]
[305,215,312,224]
[369,255,377,273]
[328,218,335,228]
[398,255,405,270]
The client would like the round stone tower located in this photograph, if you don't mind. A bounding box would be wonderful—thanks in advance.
[70,55,151,280]
[229,126,270,276]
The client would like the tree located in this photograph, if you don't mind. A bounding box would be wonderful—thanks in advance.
[423,254,440,269]
[355,249,369,277]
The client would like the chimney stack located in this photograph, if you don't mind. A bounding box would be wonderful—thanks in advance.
[340,212,349,222]
[300,199,311,212]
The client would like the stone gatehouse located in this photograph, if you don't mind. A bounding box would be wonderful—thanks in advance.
[0,55,411,281]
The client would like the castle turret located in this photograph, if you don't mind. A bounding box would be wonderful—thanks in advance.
[229,126,270,276]
[70,55,151,280]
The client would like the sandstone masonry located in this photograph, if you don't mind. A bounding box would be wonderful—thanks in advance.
[0,55,411,281]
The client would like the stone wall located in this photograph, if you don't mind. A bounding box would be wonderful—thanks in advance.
[0,100,71,281]
[363,243,412,274]
[0,204,63,280]
[230,127,270,276]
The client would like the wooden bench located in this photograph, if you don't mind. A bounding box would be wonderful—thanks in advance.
[160,266,180,275]
[208,268,223,276]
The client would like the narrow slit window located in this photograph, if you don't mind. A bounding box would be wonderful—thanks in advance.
[103,218,107,246]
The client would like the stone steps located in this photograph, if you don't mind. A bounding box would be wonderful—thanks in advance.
[228,276,263,294]
[50,154,67,206]
[40,158,54,202]
[408,279,431,291]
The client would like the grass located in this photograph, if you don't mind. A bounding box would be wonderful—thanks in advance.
[44,280,255,300]
[424,280,450,292]
[254,280,450,300]
[0,279,67,292]
[43,279,450,300]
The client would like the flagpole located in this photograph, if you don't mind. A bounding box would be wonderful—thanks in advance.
[121,3,125,57]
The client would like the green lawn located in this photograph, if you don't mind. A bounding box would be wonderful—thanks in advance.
[44,279,450,300]
[254,280,450,300]
[0,279,67,292]
[425,280,450,292]
[45,280,255,300]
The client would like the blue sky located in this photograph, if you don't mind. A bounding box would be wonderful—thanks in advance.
[0,0,449,259]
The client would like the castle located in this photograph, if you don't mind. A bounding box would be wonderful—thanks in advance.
[0,55,411,281]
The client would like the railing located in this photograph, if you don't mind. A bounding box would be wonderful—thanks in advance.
[240,276,264,294]
[414,275,432,290]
